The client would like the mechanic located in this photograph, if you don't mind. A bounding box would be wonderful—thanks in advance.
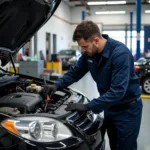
[43,21,143,150]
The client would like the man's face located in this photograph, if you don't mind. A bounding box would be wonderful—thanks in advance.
[77,38,98,57]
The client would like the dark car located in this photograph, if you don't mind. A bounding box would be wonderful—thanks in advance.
[134,57,150,94]
[58,49,81,70]
[0,0,105,150]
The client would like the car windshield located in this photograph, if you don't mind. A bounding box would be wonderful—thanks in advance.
[58,50,76,56]
[135,57,150,65]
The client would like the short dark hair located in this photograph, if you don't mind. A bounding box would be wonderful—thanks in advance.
[73,21,101,42]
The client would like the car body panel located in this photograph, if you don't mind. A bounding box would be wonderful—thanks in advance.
[134,57,150,82]
[134,57,150,94]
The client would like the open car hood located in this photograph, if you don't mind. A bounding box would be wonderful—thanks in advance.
[0,0,61,66]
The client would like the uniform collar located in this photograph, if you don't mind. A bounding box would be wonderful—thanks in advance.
[101,34,111,59]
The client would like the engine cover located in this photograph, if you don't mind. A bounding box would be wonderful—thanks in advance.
[0,93,42,112]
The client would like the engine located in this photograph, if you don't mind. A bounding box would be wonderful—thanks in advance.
[0,92,42,114]
[0,74,85,118]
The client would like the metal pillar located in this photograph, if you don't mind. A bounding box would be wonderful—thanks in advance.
[130,12,133,54]
[82,11,86,21]
[144,26,150,54]
[125,24,127,46]
[136,0,141,60]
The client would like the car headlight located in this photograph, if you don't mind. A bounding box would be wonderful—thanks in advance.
[1,116,72,143]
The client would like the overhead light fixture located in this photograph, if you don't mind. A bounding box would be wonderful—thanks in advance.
[95,11,126,15]
[145,10,150,13]
[88,2,106,5]
[106,1,126,5]
[149,0,150,3]
[88,1,126,5]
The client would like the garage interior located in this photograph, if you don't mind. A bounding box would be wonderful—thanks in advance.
[2,0,150,149]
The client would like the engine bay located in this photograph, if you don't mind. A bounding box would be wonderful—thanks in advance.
[0,71,104,145]
[0,72,85,118]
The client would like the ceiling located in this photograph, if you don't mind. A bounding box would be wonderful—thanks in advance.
[63,0,150,10]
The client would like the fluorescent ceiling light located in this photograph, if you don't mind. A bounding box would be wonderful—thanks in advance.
[107,1,126,4]
[95,11,126,15]
[88,1,126,5]
[88,2,106,5]
[149,1,150,3]
[145,10,150,13]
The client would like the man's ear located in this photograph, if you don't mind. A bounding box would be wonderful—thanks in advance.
[93,37,100,47]
[94,37,100,44]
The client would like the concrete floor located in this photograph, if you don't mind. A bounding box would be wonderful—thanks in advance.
[69,72,150,150]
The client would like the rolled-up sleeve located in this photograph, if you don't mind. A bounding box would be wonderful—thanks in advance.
[56,54,89,89]
[88,52,131,113]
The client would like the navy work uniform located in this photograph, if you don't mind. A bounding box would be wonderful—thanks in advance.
[56,35,143,150]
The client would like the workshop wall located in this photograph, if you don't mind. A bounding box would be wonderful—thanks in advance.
[29,3,150,58]
[36,1,72,58]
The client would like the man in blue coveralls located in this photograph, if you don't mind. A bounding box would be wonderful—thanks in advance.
[43,21,143,150]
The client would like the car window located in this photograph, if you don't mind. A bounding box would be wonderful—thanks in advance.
[136,58,150,64]
[58,50,76,56]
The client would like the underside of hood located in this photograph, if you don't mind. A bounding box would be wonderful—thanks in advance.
[0,0,61,66]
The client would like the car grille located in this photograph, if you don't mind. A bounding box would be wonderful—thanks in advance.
[66,111,101,143]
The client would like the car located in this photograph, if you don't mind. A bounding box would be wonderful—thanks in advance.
[0,0,105,150]
[57,49,82,70]
[134,57,150,94]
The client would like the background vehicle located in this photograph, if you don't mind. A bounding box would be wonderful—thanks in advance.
[57,49,81,70]
[134,57,150,94]
[0,0,105,150]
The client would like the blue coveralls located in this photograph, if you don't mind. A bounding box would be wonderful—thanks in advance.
[56,34,143,150]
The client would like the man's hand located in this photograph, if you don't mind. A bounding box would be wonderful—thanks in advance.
[65,103,89,112]
[41,84,58,98]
